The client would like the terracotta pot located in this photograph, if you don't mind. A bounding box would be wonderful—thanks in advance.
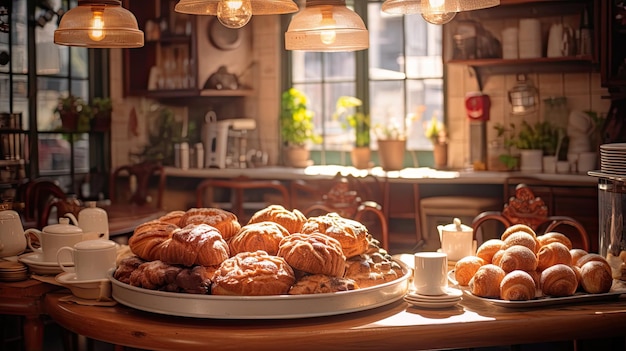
[351,147,371,169]
[283,146,310,168]
[378,139,406,171]
[433,143,448,169]
[60,112,79,132]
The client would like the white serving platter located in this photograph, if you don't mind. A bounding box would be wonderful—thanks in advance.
[109,262,411,319]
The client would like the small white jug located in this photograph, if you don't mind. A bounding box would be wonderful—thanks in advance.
[65,201,109,241]
[0,210,27,258]
[437,217,475,262]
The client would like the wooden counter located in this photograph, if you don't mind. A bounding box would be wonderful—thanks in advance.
[45,292,626,351]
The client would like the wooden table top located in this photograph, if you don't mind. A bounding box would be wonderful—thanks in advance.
[103,204,166,236]
[45,292,626,351]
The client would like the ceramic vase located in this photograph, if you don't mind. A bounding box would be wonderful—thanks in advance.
[351,147,371,169]
[433,143,448,169]
[378,139,406,171]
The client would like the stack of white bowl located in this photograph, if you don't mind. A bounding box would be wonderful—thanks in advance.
[518,19,542,59]
[502,27,519,59]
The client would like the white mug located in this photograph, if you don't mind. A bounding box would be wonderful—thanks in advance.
[57,239,117,281]
[413,252,448,296]
[24,219,84,262]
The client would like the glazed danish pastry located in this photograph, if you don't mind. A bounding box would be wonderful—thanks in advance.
[161,223,230,267]
[229,221,290,256]
[178,207,241,240]
[247,205,307,234]
[278,232,346,277]
[301,212,369,258]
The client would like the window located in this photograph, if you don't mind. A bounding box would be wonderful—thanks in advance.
[286,0,445,164]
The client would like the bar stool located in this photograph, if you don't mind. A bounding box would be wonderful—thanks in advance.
[419,196,502,251]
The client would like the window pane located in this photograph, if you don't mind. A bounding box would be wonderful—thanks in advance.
[370,80,404,143]
[37,77,68,131]
[292,52,322,83]
[10,0,28,74]
[405,15,443,79]
[38,133,90,177]
[368,3,405,80]
[323,52,355,82]
[12,75,27,126]
[35,8,62,75]
[406,78,444,150]
[71,79,89,100]
[70,47,89,78]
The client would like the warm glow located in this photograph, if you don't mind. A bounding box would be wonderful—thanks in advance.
[319,16,337,45]
[217,0,252,28]
[429,0,445,9]
[88,10,105,41]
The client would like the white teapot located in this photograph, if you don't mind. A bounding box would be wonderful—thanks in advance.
[0,210,27,258]
[437,217,476,262]
[64,201,109,241]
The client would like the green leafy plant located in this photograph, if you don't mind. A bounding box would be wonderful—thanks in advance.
[494,122,519,170]
[333,96,370,148]
[280,88,322,147]
[513,120,562,155]
[585,110,607,149]
[91,97,112,117]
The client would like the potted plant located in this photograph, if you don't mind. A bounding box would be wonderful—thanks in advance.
[373,119,407,171]
[502,120,563,172]
[333,96,371,169]
[424,114,448,169]
[493,122,520,171]
[55,95,86,132]
[90,97,112,132]
[280,88,322,167]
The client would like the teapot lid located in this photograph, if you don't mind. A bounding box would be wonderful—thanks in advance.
[440,217,473,232]
[43,217,83,234]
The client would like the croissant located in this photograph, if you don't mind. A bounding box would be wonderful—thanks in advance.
[540,264,577,297]
[469,264,506,298]
[247,205,307,234]
[301,213,369,258]
[500,270,536,301]
[579,261,613,294]
[179,207,241,240]
[128,220,178,261]
[454,255,486,286]
[498,245,538,273]
[537,232,573,250]
[476,239,504,264]
[570,248,589,266]
[278,232,346,277]
[160,223,230,267]
[576,253,612,273]
[501,224,536,241]
[229,221,290,256]
[536,242,572,271]
[503,231,538,253]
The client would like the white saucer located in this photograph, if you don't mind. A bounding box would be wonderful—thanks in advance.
[403,296,461,309]
[18,252,73,267]
[55,272,111,300]
[406,287,463,301]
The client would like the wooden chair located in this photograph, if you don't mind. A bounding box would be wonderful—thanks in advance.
[195,176,291,223]
[290,174,389,251]
[109,161,166,209]
[472,183,591,251]
[18,178,68,229]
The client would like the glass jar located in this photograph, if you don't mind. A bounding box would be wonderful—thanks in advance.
[597,176,626,280]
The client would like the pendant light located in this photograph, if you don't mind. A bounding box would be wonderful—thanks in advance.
[382,0,500,25]
[54,0,144,48]
[285,0,368,52]
[175,0,299,29]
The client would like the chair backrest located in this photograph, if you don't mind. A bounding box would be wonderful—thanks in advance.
[195,176,291,223]
[20,178,68,227]
[472,183,591,251]
[291,173,389,251]
[109,161,165,208]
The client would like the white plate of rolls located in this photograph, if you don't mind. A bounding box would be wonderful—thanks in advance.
[450,224,626,308]
[109,206,412,319]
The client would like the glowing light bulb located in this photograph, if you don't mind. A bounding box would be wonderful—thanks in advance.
[217,0,252,29]
[88,9,105,41]
[421,11,456,25]
[319,15,337,45]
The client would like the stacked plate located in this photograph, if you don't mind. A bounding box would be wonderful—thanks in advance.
[403,287,463,309]
[0,260,29,282]
[600,143,626,175]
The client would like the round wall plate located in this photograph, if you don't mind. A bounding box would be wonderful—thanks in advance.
[208,17,242,51]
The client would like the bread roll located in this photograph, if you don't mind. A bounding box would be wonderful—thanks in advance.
[161,223,230,267]
[537,232,573,250]
[211,250,296,296]
[540,264,577,297]
[491,250,505,266]
[454,256,486,286]
[579,261,613,294]
[476,239,504,263]
[576,253,612,273]
[278,232,346,277]
[247,205,307,234]
[500,270,536,301]
[229,221,290,256]
[300,213,369,258]
[469,264,506,298]
[501,224,536,241]
[503,231,538,253]
[179,207,241,240]
[570,248,589,266]
[536,242,572,271]
[498,245,538,273]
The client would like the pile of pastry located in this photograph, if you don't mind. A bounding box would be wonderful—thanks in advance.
[113,205,403,296]
[454,224,613,301]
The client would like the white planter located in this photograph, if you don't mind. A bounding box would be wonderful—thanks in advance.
[520,149,543,172]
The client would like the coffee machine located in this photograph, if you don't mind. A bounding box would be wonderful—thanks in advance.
[203,111,256,169]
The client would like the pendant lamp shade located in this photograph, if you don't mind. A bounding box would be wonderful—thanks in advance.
[382,0,500,15]
[285,0,368,52]
[54,0,143,48]
[175,0,299,15]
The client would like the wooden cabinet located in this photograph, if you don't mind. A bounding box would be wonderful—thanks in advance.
[600,0,626,91]
[446,0,597,90]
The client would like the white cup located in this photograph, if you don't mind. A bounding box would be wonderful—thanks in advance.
[25,228,84,263]
[57,239,117,281]
[413,252,448,296]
